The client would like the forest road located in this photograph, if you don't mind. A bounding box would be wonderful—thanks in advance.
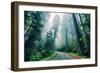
[49,51,73,60]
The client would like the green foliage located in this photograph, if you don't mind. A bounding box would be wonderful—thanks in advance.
[24,11,55,61]
[24,12,90,61]
[80,14,90,57]
[24,11,46,61]
[42,31,55,57]
[67,14,90,58]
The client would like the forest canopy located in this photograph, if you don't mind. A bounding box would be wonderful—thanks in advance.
[24,11,90,61]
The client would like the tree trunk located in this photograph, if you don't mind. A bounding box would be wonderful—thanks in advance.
[72,14,83,54]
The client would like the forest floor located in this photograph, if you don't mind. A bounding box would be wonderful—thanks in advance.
[48,51,82,60]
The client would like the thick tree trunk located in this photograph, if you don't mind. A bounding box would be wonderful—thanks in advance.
[72,14,83,54]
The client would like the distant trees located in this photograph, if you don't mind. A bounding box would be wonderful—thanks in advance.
[43,31,55,57]
[41,15,60,56]
[62,14,79,53]
[52,15,60,40]
[61,13,90,58]
[24,11,90,61]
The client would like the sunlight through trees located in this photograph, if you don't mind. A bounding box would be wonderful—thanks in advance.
[24,11,90,61]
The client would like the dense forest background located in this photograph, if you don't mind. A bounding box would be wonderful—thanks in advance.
[24,11,90,61]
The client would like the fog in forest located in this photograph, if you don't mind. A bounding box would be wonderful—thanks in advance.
[24,11,90,61]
